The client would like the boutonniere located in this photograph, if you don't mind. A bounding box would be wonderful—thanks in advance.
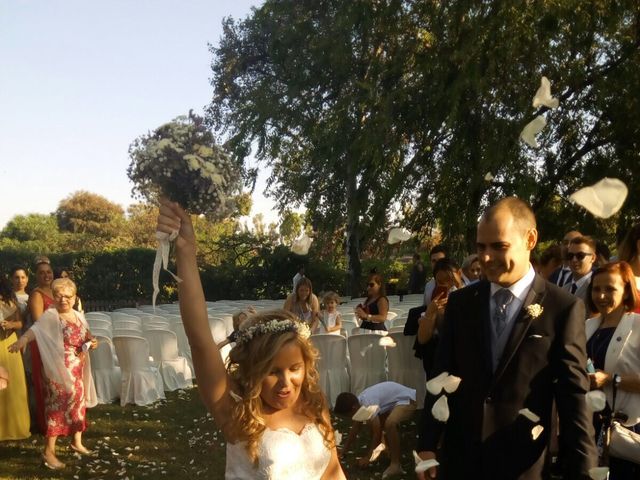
[526,304,544,319]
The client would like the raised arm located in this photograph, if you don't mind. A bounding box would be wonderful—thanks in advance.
[157,200,232,429]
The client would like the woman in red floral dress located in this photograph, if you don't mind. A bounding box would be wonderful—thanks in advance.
[10,278,97,470]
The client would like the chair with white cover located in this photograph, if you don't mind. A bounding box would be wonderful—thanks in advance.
[387,332,426,408]
[311,334,350,407]
[89,335,121,404]
[113,320,142,333]
[347,334,387,395]
[111,312,141,326]
[88,318,112,331]
[144,329,193,391]
[170,322,192,369]
[341,319,359,337]
[91,327,112,339]
[112,335,165,406]
[86,312,111,321]
[208,318,228,344]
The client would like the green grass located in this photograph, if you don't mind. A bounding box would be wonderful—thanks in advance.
[0,388,420,480]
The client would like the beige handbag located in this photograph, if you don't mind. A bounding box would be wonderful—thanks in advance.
[606,377,640,464]
[609,420,640,463]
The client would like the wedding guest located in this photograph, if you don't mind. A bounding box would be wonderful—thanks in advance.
[564,236,597,310]
[9,278,97,470]
[538,243,563,280]
[460,254,481,286]
[216,306,257,349]
[595,240,611,267]
[408,253,427,294]
[0,275,30,441]
[334,381,416,478]
[585,261,640,479]
[316,292,342,334]
[26,257,55,434]
[283,277,320,328]
[355,274,389,332]
[9,266,29,316]
[423,245,447,305]
[157,200,345,479]
[54,269,83,312]
[416,197,596,479]
[413,258,462,374]
[618,223,640,289]
[549,230,582,286]
[293,265,305,291]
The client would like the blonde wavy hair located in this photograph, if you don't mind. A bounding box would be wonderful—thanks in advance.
[226,310,334,464]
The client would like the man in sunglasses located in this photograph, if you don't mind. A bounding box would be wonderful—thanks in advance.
[563,235,597,311]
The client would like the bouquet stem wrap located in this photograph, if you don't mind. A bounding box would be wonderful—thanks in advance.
[152,230,181,309]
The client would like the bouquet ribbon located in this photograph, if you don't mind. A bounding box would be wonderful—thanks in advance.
[152,230,182,309]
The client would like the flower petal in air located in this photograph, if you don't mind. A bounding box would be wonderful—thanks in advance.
[585,390,607,412]
[431,395,449,422]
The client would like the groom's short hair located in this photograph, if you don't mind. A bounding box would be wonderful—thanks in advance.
[481,196,536,234]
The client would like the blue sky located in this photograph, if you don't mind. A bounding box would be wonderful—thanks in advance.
[0,0,280,229]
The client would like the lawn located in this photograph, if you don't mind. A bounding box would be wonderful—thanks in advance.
[0,387,420,480]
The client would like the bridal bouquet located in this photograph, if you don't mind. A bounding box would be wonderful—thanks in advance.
[127,115,240,219]
[127,115,242,305]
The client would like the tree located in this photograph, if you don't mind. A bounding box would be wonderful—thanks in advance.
[278,211,304,245]
[124,203,160,249]
[0,213,64,253]
[209,0,640,280]
[209,0,442,295]
[56,191,125,238]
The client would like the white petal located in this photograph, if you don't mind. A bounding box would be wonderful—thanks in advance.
[387,227,413,245]
[585,390,607,412]
[531,425,544,440]
[519,408,541,423]
[484,172,494,182]
[369,442,386,462]
[431,395,450,422]
[415,459,440,474]
[532,76,560,109]
[359,343,373,357]
[426,371,449,396]
[569,177,628,219]
[520,115,547,148]
[442,375,462,393]
[352,405,379,422]
[588,466,609,480]
[379,336,397,348]
[334,430,342,446]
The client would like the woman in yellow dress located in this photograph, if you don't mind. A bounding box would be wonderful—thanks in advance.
[0,275,30,440]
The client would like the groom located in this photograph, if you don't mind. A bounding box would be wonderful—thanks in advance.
[417,197,596,479]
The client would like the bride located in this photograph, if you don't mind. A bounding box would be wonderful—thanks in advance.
[157,200,345,480]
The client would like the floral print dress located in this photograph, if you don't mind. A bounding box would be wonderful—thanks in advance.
[45,319,90,437]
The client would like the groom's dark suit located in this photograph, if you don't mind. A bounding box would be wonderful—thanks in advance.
[419,274,596,479]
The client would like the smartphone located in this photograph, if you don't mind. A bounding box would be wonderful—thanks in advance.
[432,286,449,301]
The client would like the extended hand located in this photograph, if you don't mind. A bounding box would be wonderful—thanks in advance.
[157,199,196,251]
[589,370,611,389]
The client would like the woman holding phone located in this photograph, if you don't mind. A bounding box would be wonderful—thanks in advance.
[355,274,389,331]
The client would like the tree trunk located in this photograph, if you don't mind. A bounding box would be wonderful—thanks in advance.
[345,156,362,298]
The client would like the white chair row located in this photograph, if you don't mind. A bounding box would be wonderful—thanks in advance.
[311,331,426,408]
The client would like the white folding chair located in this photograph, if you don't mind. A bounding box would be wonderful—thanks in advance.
[387,332,426,408]
[341,319,358,337]
[86,312,111,321]
[89,335,121,404]
[347,334,387,395]
[311,334,350,407]
[112,336,165,406]
[144,330,193,391]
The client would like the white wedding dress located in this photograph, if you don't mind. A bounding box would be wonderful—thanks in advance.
[225,423,331,479]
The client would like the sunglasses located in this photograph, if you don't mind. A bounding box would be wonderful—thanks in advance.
[566,252,593,261]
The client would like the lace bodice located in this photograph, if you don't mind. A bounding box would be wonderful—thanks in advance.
[225,423,331,479]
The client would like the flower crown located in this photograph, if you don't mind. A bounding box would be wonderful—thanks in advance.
[235,319,311,346]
